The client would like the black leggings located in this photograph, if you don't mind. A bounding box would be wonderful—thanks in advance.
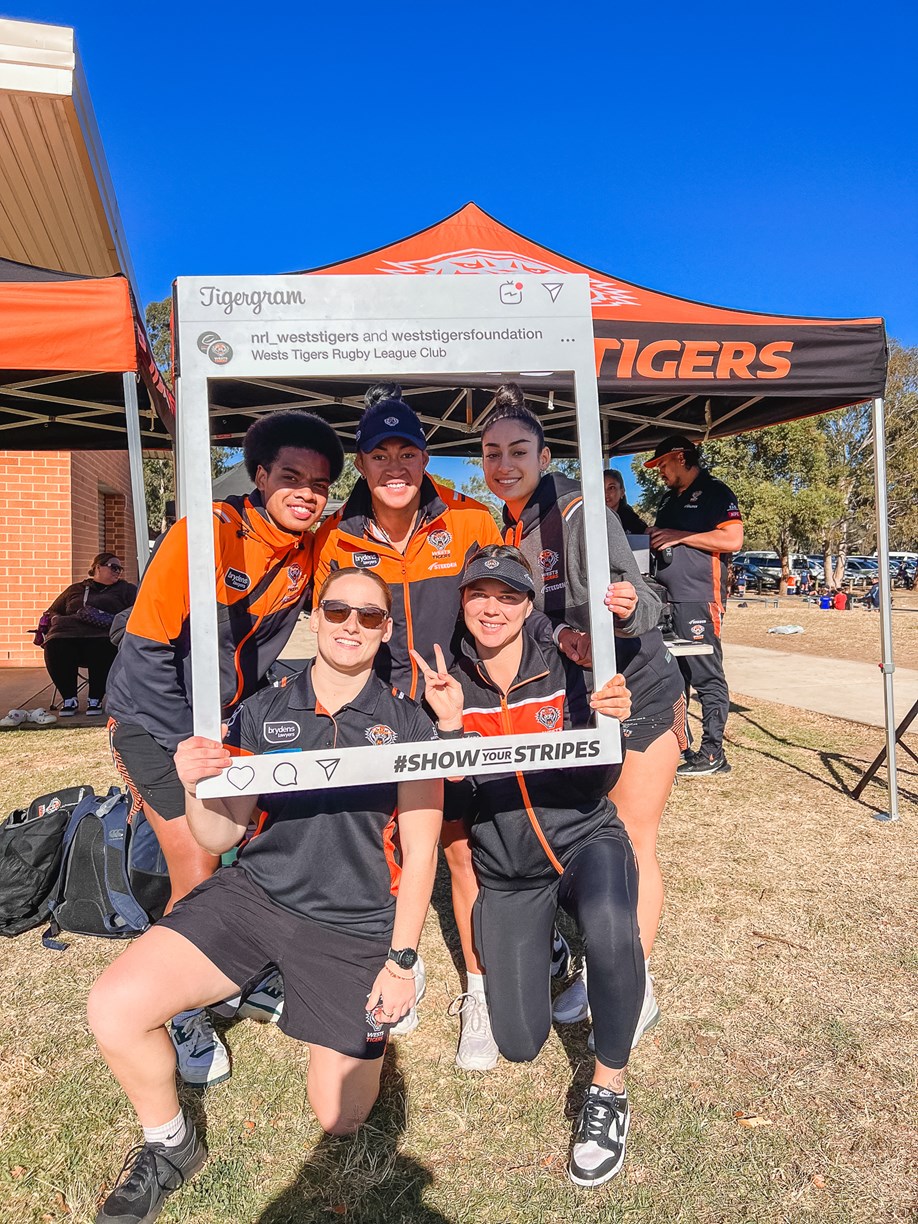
[472,832,644,1070]
[43,636,117,701]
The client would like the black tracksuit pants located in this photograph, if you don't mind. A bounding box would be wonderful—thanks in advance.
[43,636,117,701]
[472,832,644,1070]
[669,601,729,758]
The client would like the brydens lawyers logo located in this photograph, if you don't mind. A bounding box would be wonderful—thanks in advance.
[225,568,250,592]
[353,552,380,569]
[263,721,300,744]
[365,724,397,745]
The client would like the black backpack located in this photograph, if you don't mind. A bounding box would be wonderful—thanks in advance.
[0,785,96,937]
[42,787,170,950]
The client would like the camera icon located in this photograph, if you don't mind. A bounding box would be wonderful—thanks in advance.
[499,281,524,305]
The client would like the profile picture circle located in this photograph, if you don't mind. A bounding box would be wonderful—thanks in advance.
[197,330,221,354]
[208,340,234,366]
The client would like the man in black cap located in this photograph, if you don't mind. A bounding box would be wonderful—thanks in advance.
[645,435,743,776]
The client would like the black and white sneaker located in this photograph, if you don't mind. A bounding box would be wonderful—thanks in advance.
[677,750,729,777]
[96,1122,206,1223]
[569,1086,630,1187]
[550,926,571,979]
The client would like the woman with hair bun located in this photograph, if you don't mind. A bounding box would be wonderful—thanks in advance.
[479,383,686,1046]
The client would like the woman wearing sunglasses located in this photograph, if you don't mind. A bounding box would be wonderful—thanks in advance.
[479,384,686,1045]
[40,553,137,716]
[412,545,641,1187]
[89,566,443,1224]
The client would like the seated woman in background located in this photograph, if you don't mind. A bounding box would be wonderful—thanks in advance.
[41,553,136,715]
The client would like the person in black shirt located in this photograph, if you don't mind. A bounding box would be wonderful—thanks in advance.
[87,567,442,1224]
[646,434,743,776]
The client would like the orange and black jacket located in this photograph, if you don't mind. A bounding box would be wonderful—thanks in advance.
[449,632,624,890]
[313,476,501,699]
[106,493,314,752]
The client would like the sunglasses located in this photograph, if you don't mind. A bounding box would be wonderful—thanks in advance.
[319,600,389,629]
[105,562,124,573]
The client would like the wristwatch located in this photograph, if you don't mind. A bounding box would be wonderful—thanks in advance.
[387,946,418,971]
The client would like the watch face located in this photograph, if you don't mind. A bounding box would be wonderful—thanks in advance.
[390,947,418,970]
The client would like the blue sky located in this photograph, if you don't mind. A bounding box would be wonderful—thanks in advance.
[11,1,917,497]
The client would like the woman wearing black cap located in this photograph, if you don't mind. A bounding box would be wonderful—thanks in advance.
[412,544,641,1187]
[478,384,686,1045]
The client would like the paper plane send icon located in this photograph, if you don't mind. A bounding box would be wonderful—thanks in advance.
[317,758,340,781]
[543,283,563,303]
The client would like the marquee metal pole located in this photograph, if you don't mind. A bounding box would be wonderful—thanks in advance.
[122,371,151,579]
[872,395,899,821]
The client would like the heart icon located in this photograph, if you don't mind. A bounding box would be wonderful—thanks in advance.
[226,765,256,791]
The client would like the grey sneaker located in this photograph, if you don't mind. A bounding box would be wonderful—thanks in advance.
[96,1121,206,1223]
[553,964,590,1024]
[569,1086,630,1187]
[450,988,499,1070]
[170,1008,231,1086]
[390,955,426,1037]
[59,698,78,717]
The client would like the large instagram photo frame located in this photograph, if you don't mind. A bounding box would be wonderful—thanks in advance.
[172,274,620,798]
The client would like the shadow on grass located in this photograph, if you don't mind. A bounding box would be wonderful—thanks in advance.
[727,705,918,810]
[256,1045,453,1224]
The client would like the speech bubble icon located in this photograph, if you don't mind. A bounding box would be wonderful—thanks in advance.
[272,761,298,787]
[226,765,255,791]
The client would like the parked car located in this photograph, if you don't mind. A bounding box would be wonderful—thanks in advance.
[735,561,780,591]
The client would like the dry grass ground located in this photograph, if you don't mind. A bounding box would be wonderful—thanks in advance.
[721,592,918,669]
[1,706,916,1224]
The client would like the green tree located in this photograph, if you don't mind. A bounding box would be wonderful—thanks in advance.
[142,297,233,535]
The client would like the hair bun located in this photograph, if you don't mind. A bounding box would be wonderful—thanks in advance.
[364,383,403,409]
[494,382,526,411]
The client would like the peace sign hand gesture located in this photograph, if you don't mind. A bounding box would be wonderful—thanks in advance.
[410,644,465,731]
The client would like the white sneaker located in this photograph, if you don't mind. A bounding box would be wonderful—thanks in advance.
[450,987,499,1071]
[236,968,284,1024]
[550,927,571,979]
[170,1009,231,1086]
[390,955,426,1037]
[586,968,660,1052]
[569,1086,630,1187]
[553,964,590,1024]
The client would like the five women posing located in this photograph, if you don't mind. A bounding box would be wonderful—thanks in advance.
[86,384,683,1215]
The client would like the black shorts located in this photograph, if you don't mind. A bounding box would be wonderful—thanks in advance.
[109,718,186,820]
[621,691,687,754]
[157,866,392,1059]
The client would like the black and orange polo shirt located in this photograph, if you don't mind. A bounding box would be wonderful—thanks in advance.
[225,660,436,938]
[653,469,742,607]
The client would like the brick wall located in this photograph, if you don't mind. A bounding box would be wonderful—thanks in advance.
[71,451,138,586]
[0,450,139,666]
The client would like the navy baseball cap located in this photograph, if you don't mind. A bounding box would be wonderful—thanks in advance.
[355,396,428,454]
[460,550,536,598]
